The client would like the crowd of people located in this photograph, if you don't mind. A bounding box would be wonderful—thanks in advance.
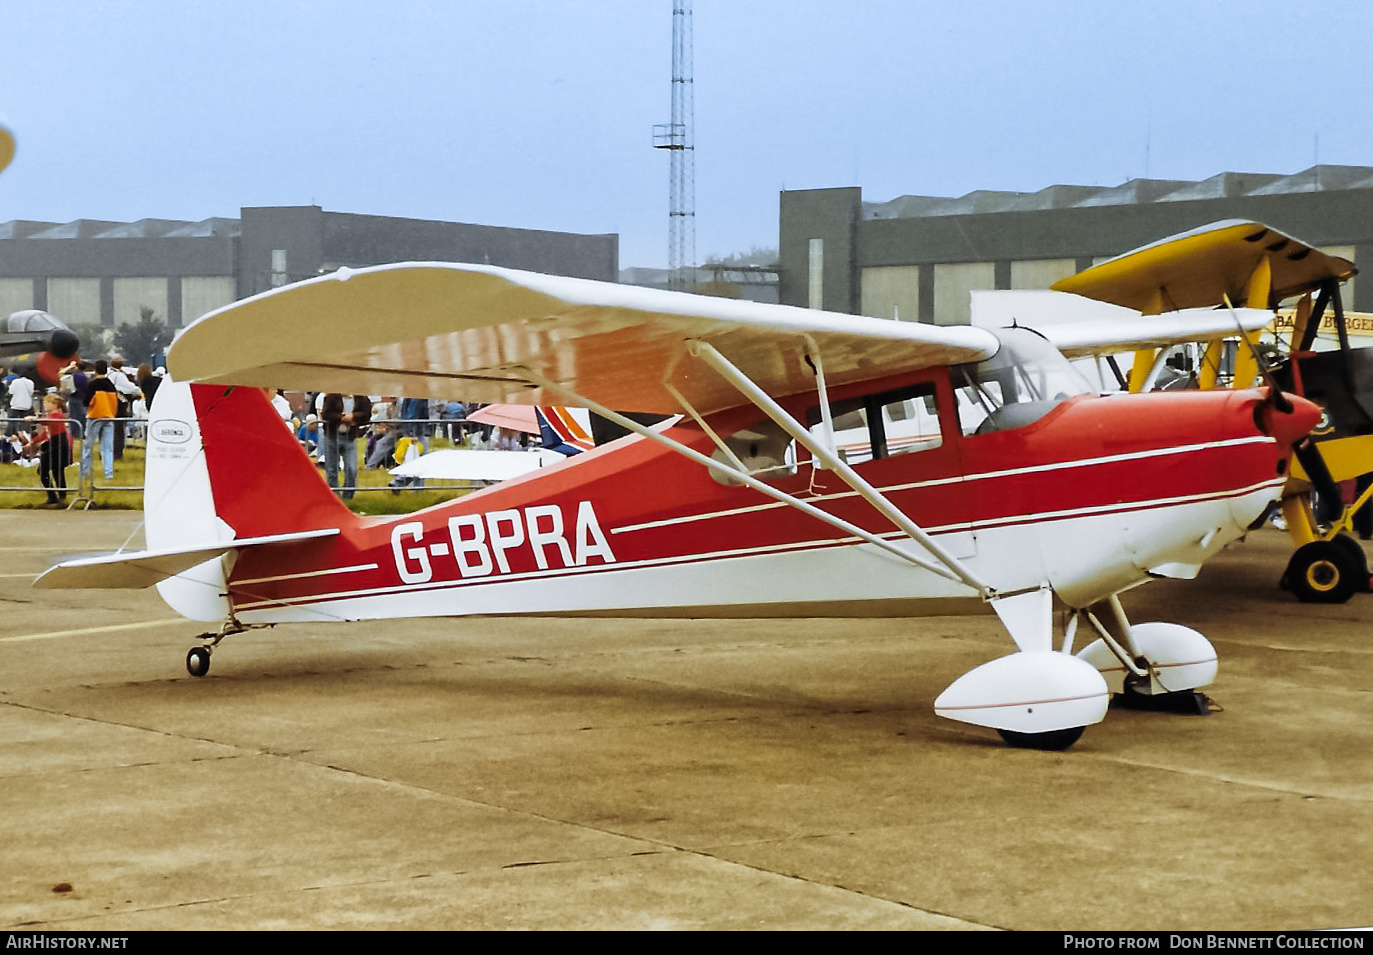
[273,392,527,497]
[2,360,532,505]
[1,355,162,505]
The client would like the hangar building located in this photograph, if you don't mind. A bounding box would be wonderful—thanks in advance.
[778,165,1373,323]
[0,205,618,329]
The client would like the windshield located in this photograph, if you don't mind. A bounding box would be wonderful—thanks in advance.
[953,327,1094,435]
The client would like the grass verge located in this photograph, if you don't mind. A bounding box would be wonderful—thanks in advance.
[0,440,476,514]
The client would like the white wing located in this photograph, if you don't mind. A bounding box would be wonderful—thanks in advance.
[170,263,1000,414]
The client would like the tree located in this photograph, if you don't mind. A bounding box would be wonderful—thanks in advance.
[112,306,174,367]
[702,245,778,268]
[66,322,110,359]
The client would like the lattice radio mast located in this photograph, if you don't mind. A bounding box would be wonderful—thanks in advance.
[653,1,695,291]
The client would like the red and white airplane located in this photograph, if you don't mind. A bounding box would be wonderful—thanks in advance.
[36,246,1321,750]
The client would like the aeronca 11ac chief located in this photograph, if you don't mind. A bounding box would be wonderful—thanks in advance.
[36,223,1329,751]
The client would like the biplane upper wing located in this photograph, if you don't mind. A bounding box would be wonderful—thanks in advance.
[1051,219,1356,313]
[168,263,1001,414]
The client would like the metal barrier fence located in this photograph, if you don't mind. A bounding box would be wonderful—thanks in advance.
[0,415,515,507]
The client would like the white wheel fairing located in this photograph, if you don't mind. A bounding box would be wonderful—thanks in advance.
[1077,622,1217,695]
[934,652,1109,733]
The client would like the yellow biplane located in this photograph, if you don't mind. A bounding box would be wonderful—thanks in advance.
[1054,220,1371,603]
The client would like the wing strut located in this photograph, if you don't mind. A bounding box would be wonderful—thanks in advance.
[685,341,994,598]
[515,366,981,590]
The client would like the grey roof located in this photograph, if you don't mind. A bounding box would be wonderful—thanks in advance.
[1071,178,1194,207]
[867,164,1373,219]
[163,217,240,238]
[1245,165,1373,195]
[93,218,194,238]
[0,220,60,239]
[1,216,242,240]
[26,219,123,239]
[865,190,1026,219]
[1156,172,1283,202]
[996,184,1105,211]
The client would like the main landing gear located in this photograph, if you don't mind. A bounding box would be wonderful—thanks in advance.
[183,620,251,677]
[1281,537,1369,604]
[934,593,1219,750]
[1073,599,1218,717]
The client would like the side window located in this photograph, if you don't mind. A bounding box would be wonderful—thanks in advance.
[954,370,1004,436]
[810,383,943,466]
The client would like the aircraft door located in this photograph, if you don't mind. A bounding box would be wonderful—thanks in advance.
[809,375,975,561]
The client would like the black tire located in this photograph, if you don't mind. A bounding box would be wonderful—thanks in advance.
[1286,540,1360,604]
[997,726,1085,751]
[1329,534,1371,592]
[186,646,211,677]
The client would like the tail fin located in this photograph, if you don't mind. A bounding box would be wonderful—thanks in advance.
[535,405,594,456]
[145,382,355,619]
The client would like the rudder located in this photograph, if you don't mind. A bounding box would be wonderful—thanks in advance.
[144,382,355,620]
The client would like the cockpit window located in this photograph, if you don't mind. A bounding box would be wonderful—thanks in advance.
[954,327,1093,435]
[809,382,943,466]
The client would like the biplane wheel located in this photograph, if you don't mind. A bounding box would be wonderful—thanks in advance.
[1329,534,1371,592]
[1286,540,1360,604]
[186,646,211,678]
[996,726,1084,751]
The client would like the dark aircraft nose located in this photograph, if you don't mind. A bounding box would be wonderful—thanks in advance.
[1256,391,1322,448]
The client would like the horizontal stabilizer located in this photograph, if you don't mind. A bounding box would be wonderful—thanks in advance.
[34,528,339,590]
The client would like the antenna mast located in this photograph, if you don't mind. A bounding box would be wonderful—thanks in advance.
[653,1,695,291]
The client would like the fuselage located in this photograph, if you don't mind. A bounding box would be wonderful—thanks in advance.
[206,367,1302,627]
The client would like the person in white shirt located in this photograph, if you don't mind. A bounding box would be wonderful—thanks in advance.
[5,373,34,436]
[104,356,142,459]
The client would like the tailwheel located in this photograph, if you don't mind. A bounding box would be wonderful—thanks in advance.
[186,646,212,677]
[997,726,1085,751]
[1285,540,1360,604]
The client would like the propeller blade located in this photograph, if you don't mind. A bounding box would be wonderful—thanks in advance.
[1222,294,1292,413]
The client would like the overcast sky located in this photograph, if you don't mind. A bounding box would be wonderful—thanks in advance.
[4,0,1372,269]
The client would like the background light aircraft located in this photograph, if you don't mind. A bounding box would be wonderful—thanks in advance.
[0,118,13,175]
[35,261,1320,750]
[388,446,567,484]
[1,122,84,388]
[1,309,81,387]
[386,404,593,484]
[1048,220,1368,603]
